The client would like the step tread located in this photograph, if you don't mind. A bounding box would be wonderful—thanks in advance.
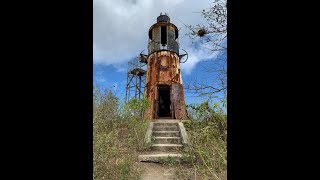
[138,153,185,162]
[154,123,179,126]
[153,131,180,133]
[139,153,183,157]
[153,126,178,128]
[151,144,183,147]
[154,137,181,139]
[153,126,179,130]
[154,122,179,123]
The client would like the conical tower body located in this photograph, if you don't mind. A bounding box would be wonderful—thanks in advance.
[143,13,187,120]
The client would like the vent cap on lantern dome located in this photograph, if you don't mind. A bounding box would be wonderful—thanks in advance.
[157,13,170,23]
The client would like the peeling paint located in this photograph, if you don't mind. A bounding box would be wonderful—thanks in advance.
[144,14,187,120]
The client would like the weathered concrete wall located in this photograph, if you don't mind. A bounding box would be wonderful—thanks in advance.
[178,122,189,147]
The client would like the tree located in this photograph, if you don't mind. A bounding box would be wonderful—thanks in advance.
[185,0,227,105]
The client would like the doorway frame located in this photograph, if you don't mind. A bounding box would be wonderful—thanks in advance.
[155,84,173,119]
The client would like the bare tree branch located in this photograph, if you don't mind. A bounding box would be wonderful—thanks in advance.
[184,0,227,101]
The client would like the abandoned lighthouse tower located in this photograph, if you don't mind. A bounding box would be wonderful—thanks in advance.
[142,13,188,120]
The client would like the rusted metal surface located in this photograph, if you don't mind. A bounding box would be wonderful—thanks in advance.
[148,23,179,55]
[143,14,187,120]
[129,68,146,76]
[157,13,170,23]
[172,83,181,118]
[144,51,187,120]
[125,57,147,103]
[139,50,148,63]
[167,27,179,53]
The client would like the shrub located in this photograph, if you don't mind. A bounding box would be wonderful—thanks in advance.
[93,87,150,179]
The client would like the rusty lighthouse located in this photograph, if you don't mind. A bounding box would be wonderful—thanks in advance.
[141,13,188,120]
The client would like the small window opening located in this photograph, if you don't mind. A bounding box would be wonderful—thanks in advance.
[161,26,167,46]
[149,30,152,40]
[175,28,179,39]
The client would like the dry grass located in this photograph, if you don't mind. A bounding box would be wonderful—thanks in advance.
[93,87,149,180]
[93,86,227,180]
[166,101,227,180]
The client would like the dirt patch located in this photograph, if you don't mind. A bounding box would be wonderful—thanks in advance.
[138,162,177,180]
[137,162,199,180]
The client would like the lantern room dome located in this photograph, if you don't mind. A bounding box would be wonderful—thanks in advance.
[157,13,170,23]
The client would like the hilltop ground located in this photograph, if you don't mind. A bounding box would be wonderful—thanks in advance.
[93,89,227,179]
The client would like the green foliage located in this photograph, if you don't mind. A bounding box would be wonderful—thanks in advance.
[181,100,227,179]
[124,118,149,151]
[93,85,226,179]
[93,87,150,180]
[121,98,150,120]
[143,136,156,151]
[159,156,177,165]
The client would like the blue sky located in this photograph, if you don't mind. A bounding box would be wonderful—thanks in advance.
[93,50,226,105]
[93,0,227,106]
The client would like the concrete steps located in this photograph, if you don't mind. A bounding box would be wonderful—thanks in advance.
[151,144,183,151]
[153,122,180,126]
[138,153,183,162]
[151,122,181,152]
[152,131,180,137]
[154,137,182,144]
[139,120,190,162]
[153,126,179,131]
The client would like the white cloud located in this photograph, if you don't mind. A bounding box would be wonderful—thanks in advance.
[93,0,214,73]
[113,64,127,73]
[94,68,107,83]
[181,47,220,75]
[96,76,106,83]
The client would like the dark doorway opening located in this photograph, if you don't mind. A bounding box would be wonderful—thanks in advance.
[158,85,171,117]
